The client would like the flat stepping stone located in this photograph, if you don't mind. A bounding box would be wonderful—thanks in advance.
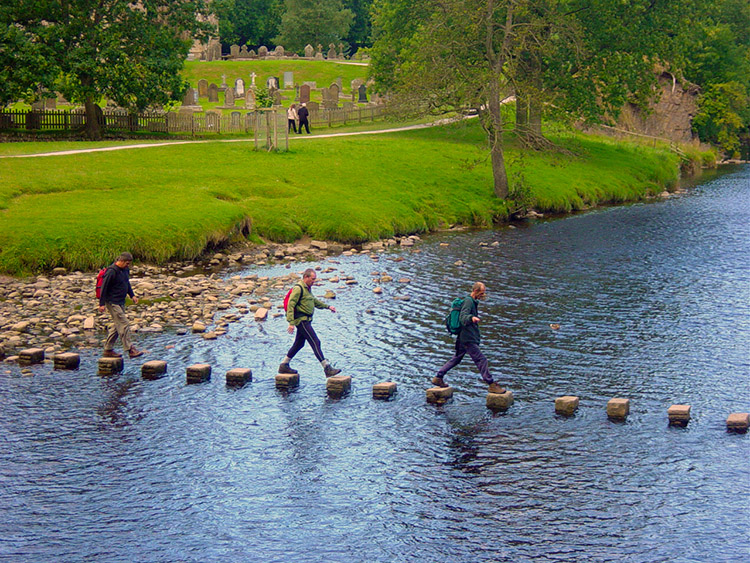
[141,360,167,380]
[607,398,630,419]
[98,357,123,376]
[486,389,514,411]
[426,386,453,405]
[19,348,45,366]
[186,363,211,384]
[275,372,299,389]
[555,396,579,416]
[226,368,253,387]
[727,413,750,433]
[326,375,351,398]
[668,404,691,426]
[372,381,397,400]
[53,352,80,370]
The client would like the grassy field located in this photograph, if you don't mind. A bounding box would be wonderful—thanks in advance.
[0,121,685,275]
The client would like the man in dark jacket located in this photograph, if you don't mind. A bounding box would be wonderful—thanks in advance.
[297,103,310,134]
[98,252,143,359]
[433,282,505,393]
[279,268,341,377]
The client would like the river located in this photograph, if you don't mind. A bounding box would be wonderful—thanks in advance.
[1,165,748,562]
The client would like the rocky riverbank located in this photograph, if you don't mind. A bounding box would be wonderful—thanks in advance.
[0,236,421,362]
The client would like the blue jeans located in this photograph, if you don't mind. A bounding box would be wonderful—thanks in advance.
[437,339,493,384]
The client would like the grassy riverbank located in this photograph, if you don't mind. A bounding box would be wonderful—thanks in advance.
[0,121,698,275]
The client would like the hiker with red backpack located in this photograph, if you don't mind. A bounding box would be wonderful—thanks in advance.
[434,281,506,394]
[97,252,144,359]
[280,268,341,377]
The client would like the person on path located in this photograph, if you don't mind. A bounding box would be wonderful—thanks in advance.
[433,282,505,393]
[98,252,144,359]
[279,268,341,377]
[287,103,298,133]
[297,102,310,134]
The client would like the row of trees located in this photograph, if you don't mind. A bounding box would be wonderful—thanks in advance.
[369,0,750,199]
[213,0,372,53]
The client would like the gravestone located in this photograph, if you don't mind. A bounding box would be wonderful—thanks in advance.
[304,44,314,58]
[240,45,248,58]
[358,84,368,103]
[329,83,340,101]
[231,111,241,128]
[214,43,222,61]
[248,49,256,58]
[235,78,245,97]
[274,45,285,57]
[45,98,56,110]
[273,90,282,106]
[283,72,294,88]
[343,101,354,110]
[299,84,311,104]
[181,88,200,109]
[223,88,235,107]
[250,72,257,87]
[307,101,319,112]
[351,78,364,93]
[230,44,240,59]
[206,111,220,130]
[198,79,208,98]
[245,89,256,109]
[208,83,219,103]
[327,46,337,60]
[338,43,345,59]
[258,46,268,58]
[267,76,280,91]
[221,74,228,90]
[315,44,324,60]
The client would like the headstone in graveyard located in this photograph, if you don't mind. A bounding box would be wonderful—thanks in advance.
[208,83,219,103]
[230,44,240,59]
[258,45,268,58]
[358,84,368,103]
[304,44,314,58]
[300,84,311,104]
[283,71,294,88]
[235,78,245,97]
[198,79,208,98]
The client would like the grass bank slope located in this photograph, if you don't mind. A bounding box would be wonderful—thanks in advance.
[0,122,679,274]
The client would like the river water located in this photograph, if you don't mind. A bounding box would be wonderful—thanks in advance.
[1,166,748,562]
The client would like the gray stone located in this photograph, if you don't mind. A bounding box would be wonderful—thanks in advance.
[198,79,208,98]
[226,368,252,386]
[208,83,219,103]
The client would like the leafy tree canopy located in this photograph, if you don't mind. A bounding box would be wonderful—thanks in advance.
[214,0,283,49]
[273,0,354,53]
[1,0,213,138]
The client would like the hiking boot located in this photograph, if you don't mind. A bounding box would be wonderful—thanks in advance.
[488,383,507,394]
[102,350,122,358]
[324,365,341,377]
[431,376,449,388]
[128,347,144,359]
[279,363,298,374]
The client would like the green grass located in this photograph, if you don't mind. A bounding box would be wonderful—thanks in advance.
[182,60,368,96]
[0,121,685,275]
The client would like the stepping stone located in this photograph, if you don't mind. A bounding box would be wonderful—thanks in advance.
[18,348,45,366]
[426,386,453,405]
[98,357,123,376]
[186,363,211,384]
[226,368,253,387]
[607,398,630,419]
[53,352,80,370]
[275,372,299,389]
[486,389,514,411]
[555,396,579,416]
[668,404,691,426]
[326,375,351,398]
[372,381,397,400]
[726,413,750,433]
[141,360,167,380]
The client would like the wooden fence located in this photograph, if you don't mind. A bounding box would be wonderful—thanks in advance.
[0,105,388,136]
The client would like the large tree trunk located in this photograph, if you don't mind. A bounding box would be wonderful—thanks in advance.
[487,82,509,199]
[515,91,529,136]
[528,96,542,137]
[84,96,103,140]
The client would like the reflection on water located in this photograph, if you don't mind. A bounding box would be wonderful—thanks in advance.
[1,166,748,562]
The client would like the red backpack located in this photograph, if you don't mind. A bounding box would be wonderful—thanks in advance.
[282,287,294,311]
[95,267,109,299]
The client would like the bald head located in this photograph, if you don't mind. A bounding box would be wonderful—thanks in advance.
[471,282,486,299]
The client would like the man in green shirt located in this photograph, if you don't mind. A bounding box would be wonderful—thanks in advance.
[279,268,342,377]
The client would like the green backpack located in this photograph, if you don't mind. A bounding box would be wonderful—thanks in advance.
[445,298,464,335]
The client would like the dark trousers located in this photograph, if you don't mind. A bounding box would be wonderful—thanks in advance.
[437,339,493,384]
[288,119,297,133]
[298,118,310,134]
[287,320,325,362]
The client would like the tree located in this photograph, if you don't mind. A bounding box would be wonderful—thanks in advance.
[1,0,213,139]
[214,0,283,49]
[371,0,700,199]
[342,0,373,51]
[273,0,354,53]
